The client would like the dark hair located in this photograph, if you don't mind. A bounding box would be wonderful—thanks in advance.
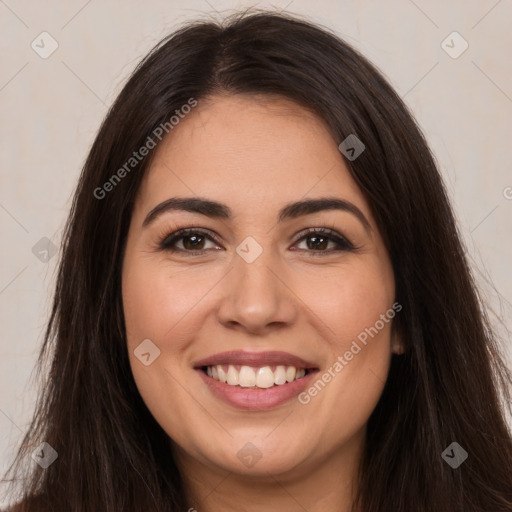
[3,9,512,512]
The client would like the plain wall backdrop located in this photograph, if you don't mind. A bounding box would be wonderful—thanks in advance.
[1,0,511,496]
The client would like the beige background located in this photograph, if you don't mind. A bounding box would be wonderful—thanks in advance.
[1,0,511,494]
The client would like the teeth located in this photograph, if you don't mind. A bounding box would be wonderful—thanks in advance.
[205,364,309,388]
[274,365,287,385]
[296,368,306,379]
[217,365,227,383]
[226,365,239,386]
[286,366,296,382]
[256,367,275,388]
[239,366,256,387]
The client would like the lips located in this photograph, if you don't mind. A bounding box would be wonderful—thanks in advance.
[193,350,320,410]
[193,350,318,370]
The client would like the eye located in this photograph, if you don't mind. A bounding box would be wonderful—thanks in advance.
[159,228,222,253]
[158,226,356,255]
[292,228,356,254]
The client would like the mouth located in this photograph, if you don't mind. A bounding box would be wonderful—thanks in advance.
[193,351,319,409]
[199,364,314,389]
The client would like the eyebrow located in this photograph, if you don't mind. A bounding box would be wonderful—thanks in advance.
[142,196,372,232]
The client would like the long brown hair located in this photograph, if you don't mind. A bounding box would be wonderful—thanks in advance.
[3,10,512,512]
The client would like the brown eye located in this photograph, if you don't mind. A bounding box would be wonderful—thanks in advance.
[160,229,221,253]
[181,233,206,250]
[159,227,355,255]
[304,234,330,250]
[293,228,355,253]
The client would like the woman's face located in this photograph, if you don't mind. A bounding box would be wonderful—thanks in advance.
[122,94,400,479]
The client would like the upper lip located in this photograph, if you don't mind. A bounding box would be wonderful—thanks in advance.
[194,351,318,369]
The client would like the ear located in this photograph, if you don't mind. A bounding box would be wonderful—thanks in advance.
[391,331,405,355]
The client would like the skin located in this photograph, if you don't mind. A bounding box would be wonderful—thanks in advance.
[122,94,403,512]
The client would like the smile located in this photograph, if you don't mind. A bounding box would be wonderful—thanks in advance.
[202,364,310,388]
[194,351,320,410]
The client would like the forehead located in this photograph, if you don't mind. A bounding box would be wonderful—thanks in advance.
[135,94,370,219]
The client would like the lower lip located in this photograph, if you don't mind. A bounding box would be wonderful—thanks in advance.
[195,368,318,410]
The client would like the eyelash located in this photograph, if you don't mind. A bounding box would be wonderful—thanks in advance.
[157,225,357,256]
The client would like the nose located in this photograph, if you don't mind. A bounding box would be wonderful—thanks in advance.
[216,248,298,335]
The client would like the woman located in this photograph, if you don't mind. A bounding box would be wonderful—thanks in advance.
[3,10,512,512]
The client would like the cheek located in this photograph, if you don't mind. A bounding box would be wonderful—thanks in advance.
[122,255,223,347]
[301,255,395,349]
[294,255,395,426]
[121,254,218,439]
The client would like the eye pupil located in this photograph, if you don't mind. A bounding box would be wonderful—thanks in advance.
[307,235,328,250]
[183,234,204,250]
[161,228,352,255]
